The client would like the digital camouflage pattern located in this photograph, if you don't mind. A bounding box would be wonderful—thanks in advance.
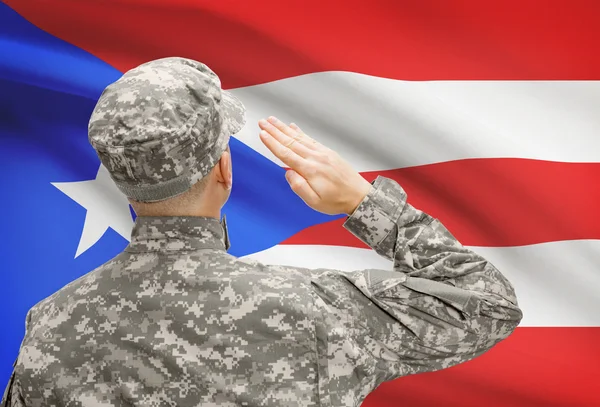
[2,176,523,407]
[88,57,246,203]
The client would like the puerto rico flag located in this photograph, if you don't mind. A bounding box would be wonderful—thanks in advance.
[1,1,598,406]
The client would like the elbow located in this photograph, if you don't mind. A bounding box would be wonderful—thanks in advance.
[501,303,524,338]
[508,303,524,327]
[494,306,523,341]
[469,268,524,343]
[471,300,523,353]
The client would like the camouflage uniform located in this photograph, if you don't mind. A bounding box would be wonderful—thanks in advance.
[2,57,523,407]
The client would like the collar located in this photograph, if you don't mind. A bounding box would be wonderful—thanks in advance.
[125,214,230,253]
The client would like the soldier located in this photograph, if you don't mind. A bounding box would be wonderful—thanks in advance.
[2,57,522,407]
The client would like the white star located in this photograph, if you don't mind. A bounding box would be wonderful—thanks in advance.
[52,165,134,258]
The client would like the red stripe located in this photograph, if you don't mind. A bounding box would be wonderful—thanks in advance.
[5,0,600,86]
[363,327,600,407]
[283,159,600,247]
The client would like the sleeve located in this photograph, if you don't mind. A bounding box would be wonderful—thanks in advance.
[307,176,523,406]
[0,376,25,407]
[1,312,31,407]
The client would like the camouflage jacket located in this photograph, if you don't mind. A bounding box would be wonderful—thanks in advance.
[2,176,523,407]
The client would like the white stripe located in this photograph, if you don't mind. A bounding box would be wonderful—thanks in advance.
[241,240,600,327]
[230,72,600,171]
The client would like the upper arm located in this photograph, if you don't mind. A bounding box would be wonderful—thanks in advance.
[1,374,26,407]
[1,310,33,407]
[306,266,521,405]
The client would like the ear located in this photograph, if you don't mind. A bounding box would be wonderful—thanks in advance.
[216,146,232,190]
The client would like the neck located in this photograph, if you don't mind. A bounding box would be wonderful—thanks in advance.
[133,201,222,219]
[137,208,221,219]
[181,207,221,219]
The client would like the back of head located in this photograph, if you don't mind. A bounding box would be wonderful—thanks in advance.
[88,57,245,204]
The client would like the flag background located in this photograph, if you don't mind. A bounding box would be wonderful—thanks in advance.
[1,1,599,406]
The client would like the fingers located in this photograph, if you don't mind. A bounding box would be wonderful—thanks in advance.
[259,118,313,157]
[289,122,326,151]
[285,170,320,205]
[265,116,326,151]
[259,130,309,174]
[288,123,312,147]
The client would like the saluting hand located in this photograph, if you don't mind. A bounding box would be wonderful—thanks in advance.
[258,117,372,216]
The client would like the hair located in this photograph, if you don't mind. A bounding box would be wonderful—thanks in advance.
[128,175,211,217]
[130,145,230,216]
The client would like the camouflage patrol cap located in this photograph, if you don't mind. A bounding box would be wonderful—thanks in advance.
[88,57,246,202]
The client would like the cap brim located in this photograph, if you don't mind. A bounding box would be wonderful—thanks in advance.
[221,90,246,135]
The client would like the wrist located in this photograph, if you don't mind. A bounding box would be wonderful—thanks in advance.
[345,180,373,215]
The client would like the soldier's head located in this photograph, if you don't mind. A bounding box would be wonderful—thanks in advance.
[88,57,246,217]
